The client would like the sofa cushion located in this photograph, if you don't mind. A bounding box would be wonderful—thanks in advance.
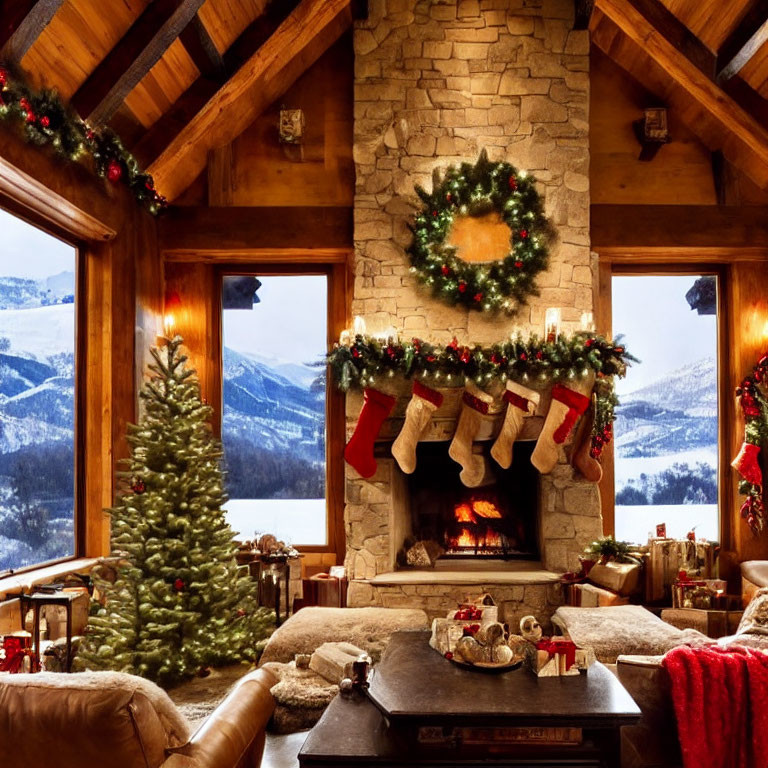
[258,607,429,665]
[741,561,768,589]
[0,671,190,768]
[552,605,713,663]
[737,586,768,636]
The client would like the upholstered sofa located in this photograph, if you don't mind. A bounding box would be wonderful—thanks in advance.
[0,667,276,768]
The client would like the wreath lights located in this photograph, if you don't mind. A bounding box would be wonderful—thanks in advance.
[407,150,553,314]
[0,66,166,214]
[732,353,768,533]
[327,332,633,451]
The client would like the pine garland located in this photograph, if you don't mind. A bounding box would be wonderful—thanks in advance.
[733,354,768,533]
[327,332,634,450]
[408,150,553,314]
[0,66,166,214]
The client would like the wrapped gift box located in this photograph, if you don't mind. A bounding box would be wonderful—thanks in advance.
[646,539,718,603]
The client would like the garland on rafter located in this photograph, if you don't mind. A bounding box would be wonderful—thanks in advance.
[0,66,166,214]
[732,353,768,533]
[407,150,553,314]
[327,332,634,453]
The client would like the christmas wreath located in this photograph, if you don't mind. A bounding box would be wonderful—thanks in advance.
[407,150,553,314]
[732,354,768,533]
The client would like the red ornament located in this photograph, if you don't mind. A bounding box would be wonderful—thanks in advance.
[590,446,601,459]
[351,347,360,358]
[473,292,483,302]
[432,210,438,217]
[519,229,528,239]
[458,282,467,293]
[426,354,436,363]
[19,98,29,110]
[131,478,146,494]
[107,159,123,183]
[173,578,185,592]
[448,337,459,350]
[25,111,35,123]
[508,175,517,190]
[519,352,527,361]
[585,338,594,348]
[40,115,50,128]
[0,69,7,86]
[460,348,471,364]
[514,261,523,269]
[441,264,451,276]
[444,651,454,660]
[535,350,543,360]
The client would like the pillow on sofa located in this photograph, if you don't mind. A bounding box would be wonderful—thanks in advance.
[737,586,768,636]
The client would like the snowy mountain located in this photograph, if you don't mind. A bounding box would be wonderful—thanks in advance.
[222,346,324,464]
[615,357,717,458]
[0,271,75,310]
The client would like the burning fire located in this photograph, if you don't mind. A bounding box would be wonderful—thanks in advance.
[449,499,505,550]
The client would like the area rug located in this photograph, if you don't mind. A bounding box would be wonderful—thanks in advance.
[166,663,255,731]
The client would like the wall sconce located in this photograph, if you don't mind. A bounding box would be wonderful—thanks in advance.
[544,308,561,343]
[164,290,182,337]
[633,107,670,161]
[279,107,305,144]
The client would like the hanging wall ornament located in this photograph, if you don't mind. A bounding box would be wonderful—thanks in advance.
[407,149,553,314]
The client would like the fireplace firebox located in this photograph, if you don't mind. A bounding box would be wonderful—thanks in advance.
[405,441,539,561]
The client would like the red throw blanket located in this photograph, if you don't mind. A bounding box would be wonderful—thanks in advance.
[662,645,768,768]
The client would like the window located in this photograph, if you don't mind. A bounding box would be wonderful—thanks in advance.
[221,274,329,546]
[0,210,78,572]
[612,274,719,544]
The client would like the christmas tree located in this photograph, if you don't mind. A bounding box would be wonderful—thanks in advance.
[77,336,273,685]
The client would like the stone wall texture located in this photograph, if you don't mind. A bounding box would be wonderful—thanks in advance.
[346,0,600,617]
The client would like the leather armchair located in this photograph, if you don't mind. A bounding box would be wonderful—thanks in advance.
[0,667,277,768]
[741,561,768,606]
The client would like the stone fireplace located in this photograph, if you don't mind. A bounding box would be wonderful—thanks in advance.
[346,0,599,626]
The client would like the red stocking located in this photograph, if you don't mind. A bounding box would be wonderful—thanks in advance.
[732,441,763,486]
[344,388,396,478]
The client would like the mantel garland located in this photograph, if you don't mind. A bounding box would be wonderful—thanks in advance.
[327,332,634,458]
[407,150,553,314]
[0,66,166,214]
[732,354,768,533]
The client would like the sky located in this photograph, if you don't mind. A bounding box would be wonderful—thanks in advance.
[222,274,328,365]
[612,275,717,395]
[0,208,75,279]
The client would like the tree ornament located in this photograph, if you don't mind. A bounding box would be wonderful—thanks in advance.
[407,150,553,314]
[174,578,185,592]
[131,478,146,494]
[107,159,123,183]
[392,381,444,474]
[40,115,50,128]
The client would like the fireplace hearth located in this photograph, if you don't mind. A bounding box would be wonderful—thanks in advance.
[405,441,539,563]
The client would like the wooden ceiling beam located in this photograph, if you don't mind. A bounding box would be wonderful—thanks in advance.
[130,1,301,167]
[70,0,207,126]
[158,206,352,257]
[148,0,353,201]
[179,13,225,81]
[592,204,768,260]
[0,0,65,64]
[593,0,768,187]
[717,1,768,83]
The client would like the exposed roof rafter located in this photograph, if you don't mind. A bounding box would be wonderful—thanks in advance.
[148,0,353,201]
[71,0,207,126]
[0,0,65,64]
[717,1,768,83]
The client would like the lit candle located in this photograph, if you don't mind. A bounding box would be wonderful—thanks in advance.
[580,311,594,332]
[544,308,561,343]
[353,315,367,336]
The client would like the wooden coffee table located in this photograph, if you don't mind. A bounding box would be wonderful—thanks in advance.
[299,630,641,768]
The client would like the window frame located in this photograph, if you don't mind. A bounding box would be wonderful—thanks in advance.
[598,262,730,543]
[215,261,346,555]
[0,204,85,576]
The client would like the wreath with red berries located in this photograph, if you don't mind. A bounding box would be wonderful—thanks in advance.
[407,150,553,314]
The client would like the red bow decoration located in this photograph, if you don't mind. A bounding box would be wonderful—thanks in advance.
[536,639,577,671]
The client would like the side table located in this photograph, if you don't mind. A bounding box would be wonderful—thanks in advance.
[20,592,80,672]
